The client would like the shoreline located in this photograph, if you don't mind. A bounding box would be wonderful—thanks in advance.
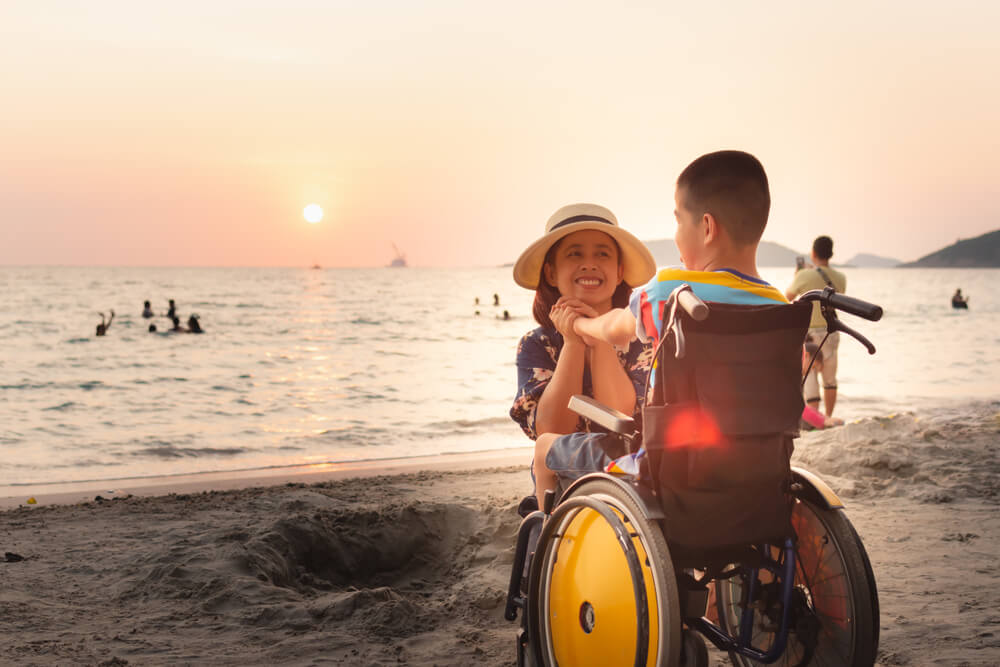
[0,446,533,509]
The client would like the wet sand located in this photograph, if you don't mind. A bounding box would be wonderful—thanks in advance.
[2,418,999,666]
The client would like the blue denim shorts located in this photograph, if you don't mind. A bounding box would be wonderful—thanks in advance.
[544,432,616,483]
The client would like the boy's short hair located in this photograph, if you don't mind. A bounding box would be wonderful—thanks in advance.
[812,235,833,260]
[676,150,770,245]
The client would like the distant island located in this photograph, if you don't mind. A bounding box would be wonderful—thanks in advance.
[645,239,804,268]
[844,253,901,268]
[898,229,1000,268]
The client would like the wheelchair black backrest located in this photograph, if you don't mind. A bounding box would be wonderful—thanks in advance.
[641,300,811,553]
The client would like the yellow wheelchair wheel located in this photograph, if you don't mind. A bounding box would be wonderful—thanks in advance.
[527,478,682,666]
[714,495,879,666]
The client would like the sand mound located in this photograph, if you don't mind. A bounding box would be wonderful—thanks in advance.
[3,472,525,665]
[793,400,1000,504]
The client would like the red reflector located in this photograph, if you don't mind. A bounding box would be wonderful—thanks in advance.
[664,407,723,449]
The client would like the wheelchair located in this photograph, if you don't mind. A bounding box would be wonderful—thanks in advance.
[505,286,883,666]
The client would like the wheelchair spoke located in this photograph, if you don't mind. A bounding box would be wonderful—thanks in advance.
[711,495,877,667]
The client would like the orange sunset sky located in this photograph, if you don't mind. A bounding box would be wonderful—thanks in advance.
[1,1,998,268]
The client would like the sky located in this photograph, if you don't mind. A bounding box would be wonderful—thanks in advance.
[2,1,998,268]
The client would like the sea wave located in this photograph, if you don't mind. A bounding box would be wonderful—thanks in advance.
[131,444,255,459]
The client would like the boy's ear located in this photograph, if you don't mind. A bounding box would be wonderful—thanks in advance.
[703,213,720,244]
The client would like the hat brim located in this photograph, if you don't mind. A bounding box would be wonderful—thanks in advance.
[512,221,657,290]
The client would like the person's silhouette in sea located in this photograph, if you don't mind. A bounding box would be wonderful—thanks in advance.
[496,309,511,320]
[493,293,500,306]
[187,314,204,333]
[166,299,177,320]
[952,289,969,309]
[142,300,154,318]
[96,310,114,336]
[148,323,157,333]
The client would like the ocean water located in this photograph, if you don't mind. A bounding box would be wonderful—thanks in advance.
[1,266,998,489]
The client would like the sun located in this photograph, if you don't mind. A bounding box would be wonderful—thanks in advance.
[303,203,324,224]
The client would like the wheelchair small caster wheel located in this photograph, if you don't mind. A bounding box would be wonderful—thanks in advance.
[679,630,708,667]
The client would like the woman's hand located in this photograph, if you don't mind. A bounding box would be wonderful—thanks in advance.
[549,299,584,344]
[557,297,599,319]
[551,297,599,345]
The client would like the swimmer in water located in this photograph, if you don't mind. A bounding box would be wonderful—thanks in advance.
[96,310,114,336]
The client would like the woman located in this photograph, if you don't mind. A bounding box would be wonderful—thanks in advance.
[509,203,656,477]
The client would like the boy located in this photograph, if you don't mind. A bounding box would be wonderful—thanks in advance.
[531,150,788,507]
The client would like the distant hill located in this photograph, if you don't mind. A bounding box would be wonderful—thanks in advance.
[845,253,901,268]
[643,239,681,266]
[644,239,803,268]
[899,229,1000,268]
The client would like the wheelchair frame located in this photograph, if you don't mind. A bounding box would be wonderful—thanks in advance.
[505,467,871,666]
[505,286,883,666]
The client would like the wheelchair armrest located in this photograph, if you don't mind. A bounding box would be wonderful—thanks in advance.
[568,395,636,435]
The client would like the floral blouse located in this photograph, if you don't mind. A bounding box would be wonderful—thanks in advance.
[510,326,654,440]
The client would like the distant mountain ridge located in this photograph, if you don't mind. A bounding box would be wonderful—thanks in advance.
[899,229,1000,268]
[644,239,803,268]
[844,253,901,268]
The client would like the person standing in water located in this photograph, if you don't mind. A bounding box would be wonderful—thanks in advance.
[952,289,969,309]
[142,300,155,318]
[786,235,847,419]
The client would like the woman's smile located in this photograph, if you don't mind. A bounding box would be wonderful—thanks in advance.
[574,275,604,289]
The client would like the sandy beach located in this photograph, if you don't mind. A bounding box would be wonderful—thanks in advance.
[2,442,999,666]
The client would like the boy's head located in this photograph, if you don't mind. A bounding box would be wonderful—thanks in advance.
[673,150,770,270]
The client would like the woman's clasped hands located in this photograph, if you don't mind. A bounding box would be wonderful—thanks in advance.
[549,297,600,347]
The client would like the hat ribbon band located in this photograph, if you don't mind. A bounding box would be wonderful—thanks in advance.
[549,215,614,231]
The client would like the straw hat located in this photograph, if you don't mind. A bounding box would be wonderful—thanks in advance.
[513,203,656,290]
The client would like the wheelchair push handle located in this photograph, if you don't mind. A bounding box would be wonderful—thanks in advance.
[799,286,882,355]
[827,291,883,322]
[676,286,709,321]
[799,287,882,322]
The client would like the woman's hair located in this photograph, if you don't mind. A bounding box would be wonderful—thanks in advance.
[531,236,631,329]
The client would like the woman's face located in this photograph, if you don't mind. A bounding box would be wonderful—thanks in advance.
[543,230,624,309]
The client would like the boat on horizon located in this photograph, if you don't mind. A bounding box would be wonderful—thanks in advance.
[389,243,407,268]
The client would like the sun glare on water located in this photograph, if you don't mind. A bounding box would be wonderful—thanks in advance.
[303,204,324,224]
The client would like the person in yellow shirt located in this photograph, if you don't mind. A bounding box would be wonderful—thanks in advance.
[785,235,847,418]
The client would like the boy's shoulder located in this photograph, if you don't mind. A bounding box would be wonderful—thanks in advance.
[645,266,774,289]
[638,267,786,305]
